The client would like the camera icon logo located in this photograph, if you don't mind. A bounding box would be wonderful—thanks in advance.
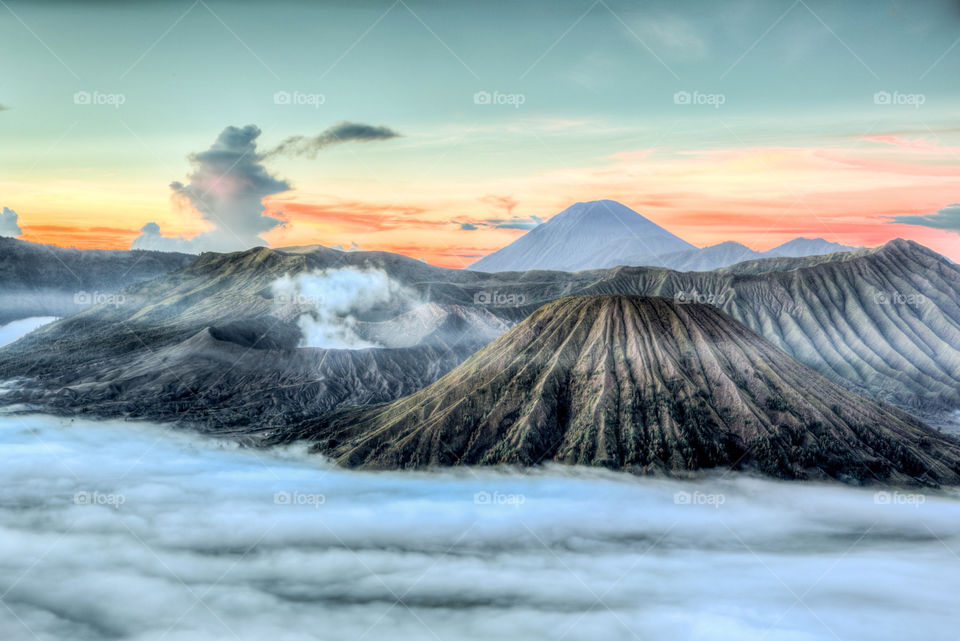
[73,91,91,105]
[673,91,691,105]
[74,290,91,305]
[73,491,91,505]
[473,291,492,304]
[673,491,692,505]
[873,91,891,105]
[273,491,291,505]
[474,491,491,505]
[473,91,491,105]
[274,90,291,105]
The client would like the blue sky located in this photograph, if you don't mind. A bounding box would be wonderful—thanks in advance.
[1,0,959,263]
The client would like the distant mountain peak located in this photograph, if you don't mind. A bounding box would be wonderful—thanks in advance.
[766,237,860,258]
[468,200,695,272]
[468,200,873,273]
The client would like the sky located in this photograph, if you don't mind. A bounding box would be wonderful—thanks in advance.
[1,0,959,266]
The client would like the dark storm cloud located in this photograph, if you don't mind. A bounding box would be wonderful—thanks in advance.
[264,122,400,159]
[892,203,960,233]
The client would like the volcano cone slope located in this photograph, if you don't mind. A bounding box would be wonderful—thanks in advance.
[285,295,960,485]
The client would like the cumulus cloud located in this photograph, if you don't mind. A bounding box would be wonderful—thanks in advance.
[892,203,960,233]
[130,222,193,252]
[263,121,400,159]
[133,123,401,254]
[0,207,22,237]
[132,125,289,254]
[2,415,959,641]
[271,267,415,348]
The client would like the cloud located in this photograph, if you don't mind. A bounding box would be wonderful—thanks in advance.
[131,222,193,252]
[2,415,960,641]
[891,204,960,233]
[479,194,518,216]
[132,124,401,254]
[271,267,415,348]
[493,215,542,230]
[132,125,289,254]
[456,212,543,232]
[0,207,22,237]
[264,121,400,159]
[277,201,436,233]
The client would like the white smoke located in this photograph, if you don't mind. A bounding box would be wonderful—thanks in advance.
[270,267,414,349]
[1,415,959,641]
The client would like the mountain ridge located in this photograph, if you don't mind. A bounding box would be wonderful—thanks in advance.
[2,238,958,430]
[468,200,861,273]
[276,295,960,484]
[0,236,194,324]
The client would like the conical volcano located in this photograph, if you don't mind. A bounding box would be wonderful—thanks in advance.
[468,200,695,272]
[282,295,960,484]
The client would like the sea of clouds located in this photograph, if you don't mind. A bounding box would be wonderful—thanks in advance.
[0,317,56,348]
[1,414,959,641]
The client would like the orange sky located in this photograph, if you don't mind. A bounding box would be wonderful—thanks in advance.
[10,135,960,267]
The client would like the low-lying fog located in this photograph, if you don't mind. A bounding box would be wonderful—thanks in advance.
[0,316,56,347]
[1,415,958,641]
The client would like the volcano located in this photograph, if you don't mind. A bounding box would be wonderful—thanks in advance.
[282,295,960,485]
[468,200,695,272]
